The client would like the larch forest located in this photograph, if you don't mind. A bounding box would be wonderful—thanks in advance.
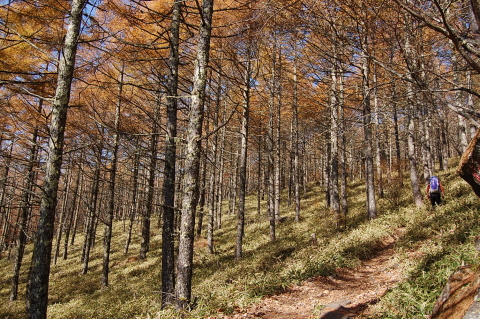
[1,0,480,318]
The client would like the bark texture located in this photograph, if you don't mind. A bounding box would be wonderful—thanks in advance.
[175,0,214,309]
[161,0,182,307]
[235,58,251,260]
[27,1,86,317]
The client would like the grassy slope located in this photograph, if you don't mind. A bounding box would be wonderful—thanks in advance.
[1,159,479,319]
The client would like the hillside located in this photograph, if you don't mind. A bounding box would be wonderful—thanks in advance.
[1,160,480,318]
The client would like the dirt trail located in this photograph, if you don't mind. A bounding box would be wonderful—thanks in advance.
[219,234,403,319]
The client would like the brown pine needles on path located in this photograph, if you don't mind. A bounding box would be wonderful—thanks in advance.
[216,232,403,319]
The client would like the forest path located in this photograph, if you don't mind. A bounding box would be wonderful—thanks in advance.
[218,231,404,319]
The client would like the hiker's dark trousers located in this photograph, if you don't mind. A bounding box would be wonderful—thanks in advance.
[430,192,441,207]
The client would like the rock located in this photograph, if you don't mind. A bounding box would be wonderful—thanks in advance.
[319,301,357,319]
[463,297,480,319]
[430,265,480,319]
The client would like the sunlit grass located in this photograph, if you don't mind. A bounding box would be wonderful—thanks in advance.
[371,166,480,318]
[1,161,479,318]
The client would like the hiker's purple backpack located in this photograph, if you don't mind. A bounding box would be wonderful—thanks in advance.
[430,176,440,193]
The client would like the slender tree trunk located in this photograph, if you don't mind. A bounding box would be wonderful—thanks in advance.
[458,103,469,153]
[467,70,479,136]
[407,110,424,206]
[124,142,140,255]
[440,119,449,170]
[302,137,308,194]
[372,67,384,198]
[161,0,182,308]
[292,60,301,222]
[207,163,216,254]
[3,208,13,258]
[452,53,469,154]
[268,40,277,241]
[0,142,13,255]
[338,65,348,222]
[174,146,185,232]
[422,107,433,179]
[216,130,225,228]
[402,13,424,206]
[102,62,123,288]
[158,0,178,221]
[11,123,39,301]
[387,125,393,183]
[393,104,402,177]
[140,101,159,260]
[257,138,262,216]
[27,1,86,317]
[274,52,282,222]
[54,164,72,265]
[207,94,219,254]
[175,0,214,309]
[329,64,341,227]
[82,149,101,274]
[196,152,207,238]
[361,50,377,219]
[288,147,293,208]
[63,169,81,260]
[69,166,83,248]
[228,145,239,217]
[235,58,251,260]
[268,117,276,241]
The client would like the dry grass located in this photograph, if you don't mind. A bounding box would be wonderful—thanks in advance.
[1,160,480,318]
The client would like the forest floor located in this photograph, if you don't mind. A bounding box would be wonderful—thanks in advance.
[216,229,406,319]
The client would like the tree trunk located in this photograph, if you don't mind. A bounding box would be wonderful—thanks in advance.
[54,164,72,265]
[372,66,384,198]
[440,119,450,170]
[229,148,238,217]
[257,137,262,216]
[11,123,39,301]
[407,110,424,206]
[455,56,469,154]
[63,169,82,260]
[82,150,101,274]
[124,141,140,255]
[69,165,83,248]
[207,92,219,254]
[268,119,276,241]
[216,130,225,228]
[0,142,13,255]
[27,1,86,317]
[274,49,282,223]
[235,57,251,260]
[207,161,216,254]
[102,62,123,288]
[175,0,214,309]
[402,13,424,207]
[268,40,277,241]
[329,64,341,227]
[196,152,207,238]
[467,70,479,137]
[361,50,377,219]
[422,106,433,179]
[292,59,301,222]
[161,0,182,308]
[393,114,403,172]
[140,101,159,260]
[338,65,348,222]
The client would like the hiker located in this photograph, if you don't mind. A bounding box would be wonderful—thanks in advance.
[426,176,445,209]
